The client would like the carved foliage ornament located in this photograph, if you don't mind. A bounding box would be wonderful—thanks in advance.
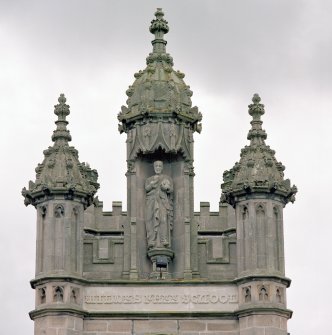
[127,122,194,161]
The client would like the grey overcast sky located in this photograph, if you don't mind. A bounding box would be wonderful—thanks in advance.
[0,1,331,334]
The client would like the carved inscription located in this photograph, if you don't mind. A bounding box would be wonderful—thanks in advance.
[85,293,238,305]
[84,285,239,313]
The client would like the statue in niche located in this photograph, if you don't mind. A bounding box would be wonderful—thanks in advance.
[145,161,173,249]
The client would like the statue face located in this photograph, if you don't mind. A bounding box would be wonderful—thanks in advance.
[153,161,163,174]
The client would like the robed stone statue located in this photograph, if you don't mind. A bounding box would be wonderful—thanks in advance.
[145,161,173,249]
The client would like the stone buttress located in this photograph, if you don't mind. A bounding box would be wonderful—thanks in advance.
[23,9,297,335]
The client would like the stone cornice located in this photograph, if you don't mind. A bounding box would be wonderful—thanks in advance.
[23,189,95,208]
[234,274,291,288]
[30,274,291,289]
[31,275,240,289]
[29,305,86,320]
[30,305,292,321]
[30,307,239,320]
[235,306,293,319]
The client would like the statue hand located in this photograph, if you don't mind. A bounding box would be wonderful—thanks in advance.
[150,179,158,188]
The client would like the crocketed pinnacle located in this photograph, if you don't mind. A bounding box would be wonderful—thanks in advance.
[247,93,267,146]
[22,94,99,208]
[51,93,72,143]
[221,94,297,206]
[150,8,169,54]
[117,8,202,134]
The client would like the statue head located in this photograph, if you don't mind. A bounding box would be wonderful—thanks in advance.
[153,160,163,174]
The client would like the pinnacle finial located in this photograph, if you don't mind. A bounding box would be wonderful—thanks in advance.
[57,93,67,104]
[149,8,169,53]
[252,93,261,104]
[247,93,266,145]
[249,93,264,116]
[52,93,72,143]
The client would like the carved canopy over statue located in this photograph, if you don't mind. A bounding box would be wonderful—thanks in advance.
[145,161,173,249]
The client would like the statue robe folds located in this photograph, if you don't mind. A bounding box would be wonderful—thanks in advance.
[145,174,173,249]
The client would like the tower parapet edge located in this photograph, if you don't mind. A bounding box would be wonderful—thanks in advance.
[221,94,296,335]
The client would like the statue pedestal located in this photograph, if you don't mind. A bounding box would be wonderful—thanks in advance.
[147,247,174,279]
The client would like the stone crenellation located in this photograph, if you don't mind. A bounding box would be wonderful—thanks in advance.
[81,200,237,281]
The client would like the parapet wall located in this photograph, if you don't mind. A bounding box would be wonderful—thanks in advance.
[82,200,237,280]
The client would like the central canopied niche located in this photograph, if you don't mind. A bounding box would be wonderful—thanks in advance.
[145,160,173,249]
[129,149,191,279]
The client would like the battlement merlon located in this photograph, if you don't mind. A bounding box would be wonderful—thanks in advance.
[84,201,127,234]
[84,200,235,236]
[195,201,235,233]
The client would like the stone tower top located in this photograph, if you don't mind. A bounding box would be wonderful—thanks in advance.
[22,94,99,208]
[221,94,297,206]
[117,8,202,135]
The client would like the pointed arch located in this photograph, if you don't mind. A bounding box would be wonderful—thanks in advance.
[53,286,64,302]
[273,205,281,271]
[241,205,249,271]
[258,285,269,301]
[256,203,266,269]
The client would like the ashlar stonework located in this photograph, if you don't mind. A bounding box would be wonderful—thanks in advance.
[23,8,297,335]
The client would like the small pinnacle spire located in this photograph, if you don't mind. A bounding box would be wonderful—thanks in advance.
[149,8,169,53]
[247,93,267,145]
[221,93,297,205]
[51,93,72,143]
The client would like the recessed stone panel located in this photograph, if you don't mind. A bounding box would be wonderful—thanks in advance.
[84,284,238,313]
